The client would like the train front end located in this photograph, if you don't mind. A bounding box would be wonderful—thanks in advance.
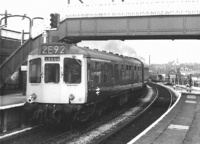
[24,43,87,122]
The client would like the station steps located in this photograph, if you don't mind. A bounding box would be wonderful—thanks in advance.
[0,35,43,88]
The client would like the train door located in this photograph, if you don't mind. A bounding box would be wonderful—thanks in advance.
[27,57,43,102]
[62,56,87,104]
[42,57,61,103]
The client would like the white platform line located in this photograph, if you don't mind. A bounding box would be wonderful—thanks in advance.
[168,124,189,130]
[0,126,36,140]
[185,100,196,104]
[0,103,25,110]
[187,95,196,99]
[127,91,181,144]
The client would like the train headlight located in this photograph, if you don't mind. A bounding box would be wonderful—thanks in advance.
[27,93,37,103]
[69,94,75,101]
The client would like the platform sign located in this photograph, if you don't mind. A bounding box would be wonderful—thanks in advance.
[40,43,69,55]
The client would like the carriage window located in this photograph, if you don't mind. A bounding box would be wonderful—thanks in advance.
[114,64,119,80]
[29,58,41,83]
[104,63,108,82]
[87,63,91,82]
[95,62,100,69]
[45,64,60,83]
[64,58,81,84]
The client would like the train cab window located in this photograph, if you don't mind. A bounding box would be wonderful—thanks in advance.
[29,58,41,83]
[64,58,81,84]
[45,64,60,83]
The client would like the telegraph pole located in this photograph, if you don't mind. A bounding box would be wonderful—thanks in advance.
[0,10,11,27]
[0,12,43,38]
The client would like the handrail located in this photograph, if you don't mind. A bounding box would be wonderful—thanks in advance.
[0,32,44,89]
[0,38,32,88]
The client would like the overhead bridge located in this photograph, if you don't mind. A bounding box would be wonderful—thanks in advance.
[49,15,200,43]
[49,1,200,42]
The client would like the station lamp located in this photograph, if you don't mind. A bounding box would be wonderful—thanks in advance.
[50,13,60,29]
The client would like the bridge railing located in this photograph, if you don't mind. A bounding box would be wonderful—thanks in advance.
[1,28,29,40]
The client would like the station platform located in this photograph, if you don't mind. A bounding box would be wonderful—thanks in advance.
[0,93,26,133]
[0,93,26,109]
[128,91,200,144]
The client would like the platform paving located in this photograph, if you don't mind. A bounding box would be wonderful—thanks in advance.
[0,93,26,109]
[0,93,26,133]
[128,92,200,144]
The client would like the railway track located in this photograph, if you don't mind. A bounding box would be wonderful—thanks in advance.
[0,83,177,144]
[98,82,177,144]
[42,83,157,144]
[0,85,147,143]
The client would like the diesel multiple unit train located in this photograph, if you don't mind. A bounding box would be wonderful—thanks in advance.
[24,42,149,123]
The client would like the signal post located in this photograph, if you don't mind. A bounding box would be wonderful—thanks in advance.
[45,13,60,43]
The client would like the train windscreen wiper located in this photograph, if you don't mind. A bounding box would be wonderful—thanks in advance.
[72,55,81,65]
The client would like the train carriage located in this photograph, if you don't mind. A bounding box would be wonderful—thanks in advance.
[24,42,149,123]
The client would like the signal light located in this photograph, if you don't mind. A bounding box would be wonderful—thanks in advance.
[50,13,60,29]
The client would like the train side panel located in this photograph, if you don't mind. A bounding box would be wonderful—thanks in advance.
[86,57,143,103]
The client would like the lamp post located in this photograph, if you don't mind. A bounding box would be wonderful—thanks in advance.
[22,16,44,38]
[0,14,43,38]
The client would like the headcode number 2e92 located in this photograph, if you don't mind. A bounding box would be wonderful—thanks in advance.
[41,45,66,54]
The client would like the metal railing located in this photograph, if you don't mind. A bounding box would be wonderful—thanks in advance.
[0,34,44,89]
[0,38,31,88]
[0,28,29,40]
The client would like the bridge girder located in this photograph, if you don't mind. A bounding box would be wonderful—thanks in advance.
[48,15,200,43]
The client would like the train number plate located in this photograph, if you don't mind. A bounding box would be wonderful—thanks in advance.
[45,57,60,61]
[40,43,68,55]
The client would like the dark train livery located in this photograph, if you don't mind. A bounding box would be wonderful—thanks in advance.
[24,43,149,123]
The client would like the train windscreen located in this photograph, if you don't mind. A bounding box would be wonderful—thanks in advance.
[64,58,81,84]
[29,58,41,83]
[45,64,60,83]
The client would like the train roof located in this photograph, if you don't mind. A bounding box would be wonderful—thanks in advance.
[71,45,142,65]
[30,43,143,65]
